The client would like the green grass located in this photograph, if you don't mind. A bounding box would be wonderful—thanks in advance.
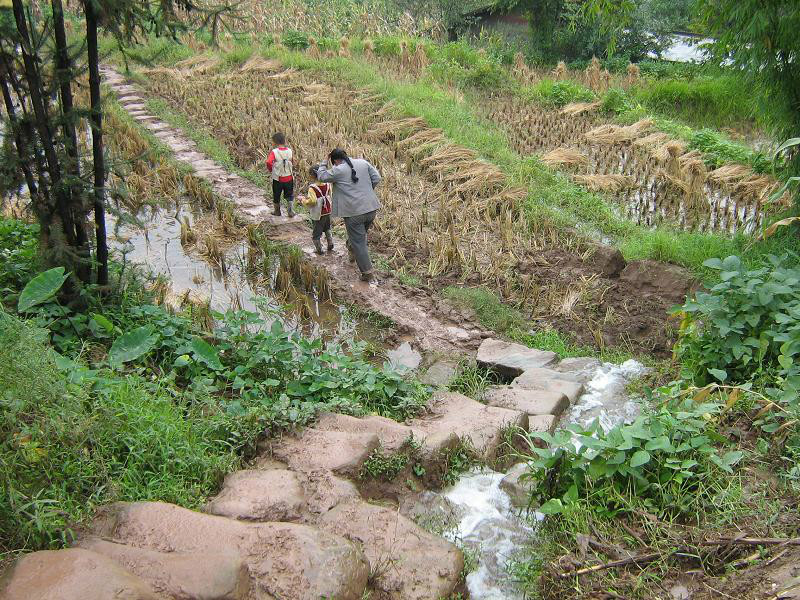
[0,310,246,553]
[630,74,759,132]
[442,285,634,362]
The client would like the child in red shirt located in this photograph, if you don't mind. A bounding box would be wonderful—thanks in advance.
[266,132,296,217]
[305,165,334,254]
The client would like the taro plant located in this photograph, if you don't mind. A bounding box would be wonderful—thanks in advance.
[674,254,800,405]
[523,395,743,518]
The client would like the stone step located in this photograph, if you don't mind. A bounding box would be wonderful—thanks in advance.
[269,429,379,476]
[477,338,557,378]
[512,367,585,402]
[76,538,249,600]
[314,412,413,453]
[485,386,570,417]
[318,500,463,600]
[409,392,527,461]
[92,501,369,600]
[500,462,535,509]
[204,469,306,522]
[0,548,159,600]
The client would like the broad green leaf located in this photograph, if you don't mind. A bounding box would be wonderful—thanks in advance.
[630,450,651,468]
[538,498,564,515]
[18,267,68,312]
[108,326,158,366]
[708,368,728,382]
[191,336,223,370]
[91,313,115,333]
[645,436,674,453]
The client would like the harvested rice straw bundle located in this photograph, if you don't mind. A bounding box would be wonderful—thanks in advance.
[272,33,283,49]
[513,52,529,78]
[396,128,445,150]
[654,140,687,177]
[175,55,219,74]
[762,181,794,208]
[573,174,634,193]
[400,40,411,67]
[540,148,589,169]
[307,37,321,59]
[371,116,428,138]
[561,101,601,116]
[419,144,479,169]
[412,44,429,71]
[626,63,640,87]
[633,132,670,149]
[553,61,567,80]
[339,37,351,58]
[682,158,709,216]
[363,39,375,59]
[601,69,612,91]
[586,57,602,91]
[678,150,704,168]
[240,56,282,72]
[707,164,752,188]
[585,124,626,145]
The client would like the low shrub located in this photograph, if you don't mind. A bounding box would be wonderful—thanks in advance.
[675,254,800,404]
[0,310,244,552]
[0,218,38,296]
[523,79,596,107]
[282,29,310,50]
[524,393,743,518]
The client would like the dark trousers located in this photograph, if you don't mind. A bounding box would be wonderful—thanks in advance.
[272,180,294,205]
[312,215,331,240]
[344,210,376,274]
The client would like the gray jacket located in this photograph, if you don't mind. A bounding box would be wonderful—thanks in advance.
[316,158,381,218]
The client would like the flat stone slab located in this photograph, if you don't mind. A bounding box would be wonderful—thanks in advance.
[410,392,527,461]
[204,469,306,522]
[270,429,380,476]
[553,357,603,383]
[477,338,558,378]
[314,412,413,453]
[92,501,369,600]
[485,386,569,417]
[318,500,463,600]
[299,469,362,516]
[77,538,249,600]
[528,414,557,434]
[0,548,159,600]
[500,463,534,509]
[512,368,585,403]
[386,341,422,372]
[420,360,458,387]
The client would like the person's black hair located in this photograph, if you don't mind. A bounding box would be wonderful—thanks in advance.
[330,148,358,183]
[309,165,319,178]
[272,132,286,145]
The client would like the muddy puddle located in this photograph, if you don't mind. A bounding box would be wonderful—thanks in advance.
[108,200,386,345]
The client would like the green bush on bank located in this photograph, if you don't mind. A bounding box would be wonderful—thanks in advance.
[0,310,244,552]
[676,254,800,403]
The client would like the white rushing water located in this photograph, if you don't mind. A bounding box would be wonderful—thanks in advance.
[443,470,540,600]
[566,359,648,432]
[434,359,649,598]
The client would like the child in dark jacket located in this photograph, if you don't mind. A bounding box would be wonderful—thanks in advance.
[305,166,334,255]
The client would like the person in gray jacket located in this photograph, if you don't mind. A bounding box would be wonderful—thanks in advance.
[316,148,381,282]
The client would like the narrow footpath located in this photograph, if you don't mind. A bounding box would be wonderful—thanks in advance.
[100,65,486,355]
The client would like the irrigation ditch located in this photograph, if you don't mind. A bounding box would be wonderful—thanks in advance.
[21,64,657,599]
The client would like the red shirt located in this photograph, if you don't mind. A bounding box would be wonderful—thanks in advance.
[266,147,294,182]
[310,183,332,216]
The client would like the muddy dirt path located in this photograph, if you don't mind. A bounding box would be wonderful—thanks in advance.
[100,65,487,356]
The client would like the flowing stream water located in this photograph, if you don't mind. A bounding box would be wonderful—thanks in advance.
[436,359,648,598]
